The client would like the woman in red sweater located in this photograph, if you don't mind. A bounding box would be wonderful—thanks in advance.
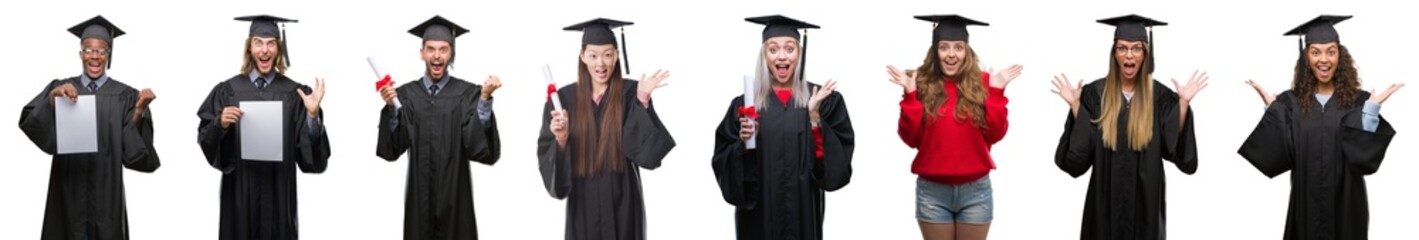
[886,15,1021,240]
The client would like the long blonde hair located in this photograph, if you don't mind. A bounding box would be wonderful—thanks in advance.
[1093,44,1154,151]
[913,43,987,129]
[754,45,809,108]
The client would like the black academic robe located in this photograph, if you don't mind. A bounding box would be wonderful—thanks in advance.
[376,77,501,240]
[712,83,855,240]
[537,80,676,240]
[1237,90,1395,240]
[196,74,330,240]
[20,77,160,240]
[1054,79,1198,240]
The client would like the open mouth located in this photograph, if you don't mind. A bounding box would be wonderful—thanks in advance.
[773,63,792,77]
[86,61,103,71]
[429,61,445,73]
[1122,62,1138,75]
[258,56,273,68]
[1316,65,1332,78]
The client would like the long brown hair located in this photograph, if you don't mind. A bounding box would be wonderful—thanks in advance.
[913,43,987,129]
[572,46,626,178]
[239,37,288,75]
[1292,44,1360,113]
[1092,44,1155,151]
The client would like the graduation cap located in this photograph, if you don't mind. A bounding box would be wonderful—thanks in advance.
[1098,14,1166,73]
[235,15,298,67]
[68,15,125,69]
[1284,15,1352,51]
[914,14,988,43]
[564,18,634,74]
[409,15,470,66]
[746,15,820,80]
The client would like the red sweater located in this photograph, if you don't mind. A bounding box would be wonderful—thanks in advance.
[898,72,1008,185]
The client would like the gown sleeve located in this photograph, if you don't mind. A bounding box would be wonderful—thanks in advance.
[120,88,160,172]
[19,80,63,155]
[375,93,409,161]
[1156,84,1198,174]
[292,84,330,173]
[1340,92,1397,175]
[1055,82,1100,178]
[712,96,756,209]
[197,83,237,173]
[463,85,501,165]
[1237,92,1296,178]
[814,92,854,191]
[538,96,572,199]
[622,92,675,170]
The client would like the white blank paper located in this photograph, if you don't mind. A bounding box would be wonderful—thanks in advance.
[54,96,98,154]
[240,101,284,161]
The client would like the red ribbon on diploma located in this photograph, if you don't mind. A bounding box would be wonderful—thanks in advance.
[374,75,393,91]
[547,84,558,101]
[738,105,759,119]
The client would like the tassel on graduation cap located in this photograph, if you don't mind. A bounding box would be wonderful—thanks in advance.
[69,15,125,69]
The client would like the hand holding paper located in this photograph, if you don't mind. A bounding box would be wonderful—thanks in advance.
[369,57,403,109]
[740,75,757,149]
[54,95,97,154]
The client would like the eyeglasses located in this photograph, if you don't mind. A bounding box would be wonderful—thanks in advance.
[1114,46,1146,55]
[81,48,109,56]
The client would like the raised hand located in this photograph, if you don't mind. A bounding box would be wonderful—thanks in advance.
[1172,70,1210,103]
[380,85,398,106]
[297,77,326,117]
[885,65,917,93]
[1050,73,1084,115]
[989,64,1024,89]
[1245,79,1276,106]
[1369,83,1405,104]
[481,75,502,100]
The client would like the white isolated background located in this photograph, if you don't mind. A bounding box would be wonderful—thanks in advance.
[1,0,1414,239]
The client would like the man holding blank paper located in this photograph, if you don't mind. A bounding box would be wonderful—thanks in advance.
[18,15,160,239]
[195,14,329,240]
[376,15,502,240]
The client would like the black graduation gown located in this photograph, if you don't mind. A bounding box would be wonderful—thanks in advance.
[376,77,501,240]
[712,83,855,240]
[537,80,676,240]
[196,74,330,240]
[1054,79,1198,240]
[1237,90,1396,240]
[20,77,160,240]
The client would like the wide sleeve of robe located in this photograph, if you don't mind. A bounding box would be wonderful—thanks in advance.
[1238,91,1297,178]
[20,79,65,155]
[813,92,854,191]
[622,88,675,170]
[291,84,330,173]
[1055,80,1102,177]
[539,88,574,200]
[463,84,501,165]
[196,82,238,173]
[1340,91,1396,175]
[119,85,160,172]
[1155,82,1198,174]
[712,96,756,209]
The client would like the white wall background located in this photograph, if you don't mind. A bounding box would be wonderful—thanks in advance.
[2,0,1413,239]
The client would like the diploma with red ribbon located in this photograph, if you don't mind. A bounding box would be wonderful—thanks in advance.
[368,57,402,109]
[542,64,563,111]
[741,75,757,149]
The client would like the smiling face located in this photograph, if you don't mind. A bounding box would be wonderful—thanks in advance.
[580,44,618,84]
[936,40,968,77]
[80,38,108,79]
[422,40,452,79]
[248,36,279,75]
[1113,39,1146,80]
[762,36,800,85]
[1307,42,1339,84]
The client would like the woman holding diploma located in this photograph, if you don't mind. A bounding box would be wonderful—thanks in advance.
[711,15,855,240]
[537,18,675,240]
[195,14,329,240]
[886,14,1021,240]
[19,15,159,239]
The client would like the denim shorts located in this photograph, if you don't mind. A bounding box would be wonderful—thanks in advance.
[915,176,994,224]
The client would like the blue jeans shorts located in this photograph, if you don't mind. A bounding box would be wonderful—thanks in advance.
[915,176,994,224]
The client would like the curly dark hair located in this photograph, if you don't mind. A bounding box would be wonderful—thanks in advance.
[1292,44,1360,113]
